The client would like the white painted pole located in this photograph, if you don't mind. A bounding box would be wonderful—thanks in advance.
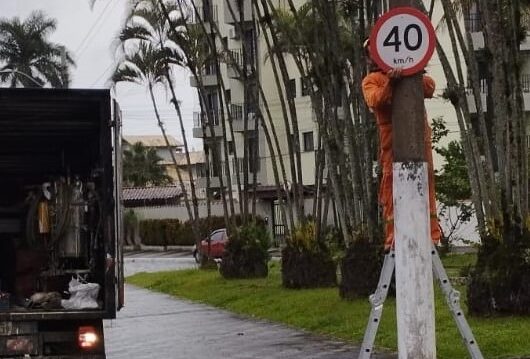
[393,161,436,359]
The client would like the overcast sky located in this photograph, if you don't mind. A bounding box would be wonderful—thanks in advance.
[0,0,202,149]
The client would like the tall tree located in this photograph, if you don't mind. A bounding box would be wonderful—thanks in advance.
[164,0,235,230]
[0,11,74,88]
[113,42,201,246]
[121,0,202,230]
[423,0,530,315]
[123,142,172,186]
[263,0,379,245]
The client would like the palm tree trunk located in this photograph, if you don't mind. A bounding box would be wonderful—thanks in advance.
[147,83,198,241]
[199,1,246,218]
[251,0,296,230]
[429,10,487,234]
[258,82,296,230]
[158,0,231,230]
[438,0,498,220]
[163,69,200,222]
[260,0,305,223]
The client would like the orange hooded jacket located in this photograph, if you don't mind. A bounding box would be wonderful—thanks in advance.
[362,71,441,249]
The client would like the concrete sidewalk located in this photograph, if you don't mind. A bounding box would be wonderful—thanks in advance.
[105,285,395,359]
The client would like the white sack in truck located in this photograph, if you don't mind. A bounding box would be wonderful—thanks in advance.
[61,277,100,310]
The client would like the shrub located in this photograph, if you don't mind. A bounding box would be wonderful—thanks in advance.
[467,227,530,316]
[219,222,270,279]
[139,219,194,246]
[281,221,337,289]
[138,215,267,247]
[123,210,139,246]
[339,233,384,299]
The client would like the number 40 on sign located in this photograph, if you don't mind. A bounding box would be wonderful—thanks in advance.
[369,7,436,76]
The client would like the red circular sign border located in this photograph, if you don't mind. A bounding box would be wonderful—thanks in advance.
[369,7,436,76]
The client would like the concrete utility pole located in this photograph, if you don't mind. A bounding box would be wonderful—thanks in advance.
[389,0,436,358]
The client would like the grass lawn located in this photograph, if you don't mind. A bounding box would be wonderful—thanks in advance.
[127,253,530,359]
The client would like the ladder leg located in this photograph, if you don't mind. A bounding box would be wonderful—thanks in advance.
[358,251,395,359]
[431,246,484,359]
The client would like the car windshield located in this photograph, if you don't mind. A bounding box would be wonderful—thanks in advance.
[209,230,226,242]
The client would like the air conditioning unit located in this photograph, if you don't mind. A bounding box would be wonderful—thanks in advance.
[228,27,240,40]
[247,112,256,121]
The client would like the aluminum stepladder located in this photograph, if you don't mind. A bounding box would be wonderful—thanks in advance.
[357,245,484,359]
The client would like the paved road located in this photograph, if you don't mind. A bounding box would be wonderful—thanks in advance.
[123,250,197,277]
[105,253,394,359]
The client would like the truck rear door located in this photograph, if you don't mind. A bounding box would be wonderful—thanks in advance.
[112,99,125,310]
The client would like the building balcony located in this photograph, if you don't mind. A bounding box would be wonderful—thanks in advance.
[190,73,218,88]
[465,75,530,112]
[224,0,253,24]
[233,157,261,176]
[190,5,218,33]
[229,103,257,132]
[225,48,255,79]
[196,157,261,189]
[464,12,530,51]
[192,110,223,138]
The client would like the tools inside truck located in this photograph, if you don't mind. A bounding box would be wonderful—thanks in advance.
[0,175,105,311]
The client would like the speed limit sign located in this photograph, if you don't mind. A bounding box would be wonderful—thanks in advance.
[369,7,435,76]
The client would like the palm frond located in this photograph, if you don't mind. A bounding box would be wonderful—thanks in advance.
[120,25,153,42]
[0,11,72,88]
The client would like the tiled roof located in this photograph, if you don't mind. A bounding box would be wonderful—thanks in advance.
[174,151,205,166]
[123,135,183,148]
[123,186,182,206]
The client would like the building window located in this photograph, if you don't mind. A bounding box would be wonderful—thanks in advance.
[301,77,311,97]
[303,131,314,152]
[287,78,296,99]
[228,141,235,155]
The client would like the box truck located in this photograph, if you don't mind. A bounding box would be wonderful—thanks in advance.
[0,88,124,358]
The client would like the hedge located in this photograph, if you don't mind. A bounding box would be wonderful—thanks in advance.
[138,215,265,246]
[139,219,194,246]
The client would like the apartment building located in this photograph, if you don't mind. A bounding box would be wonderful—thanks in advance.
[190,0,319,237]
[189,1,503,240]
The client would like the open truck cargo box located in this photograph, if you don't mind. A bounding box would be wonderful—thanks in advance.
[0,88,124,323]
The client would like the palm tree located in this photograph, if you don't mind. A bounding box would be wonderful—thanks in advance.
[113,42,200,244]
[436,0,530,315]
[123,142,172,186]
[120,0,202,228]
[163,0,239,229]
[0,11,74,88]
[261,0,378,245]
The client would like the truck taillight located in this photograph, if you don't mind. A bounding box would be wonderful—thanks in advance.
[78,326,98,349]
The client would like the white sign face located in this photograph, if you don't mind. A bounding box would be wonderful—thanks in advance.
[370,8,435,76]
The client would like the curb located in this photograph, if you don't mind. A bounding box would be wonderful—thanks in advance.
[123,245,194,252]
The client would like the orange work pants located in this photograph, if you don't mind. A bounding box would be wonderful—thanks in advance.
[379,121,441,249]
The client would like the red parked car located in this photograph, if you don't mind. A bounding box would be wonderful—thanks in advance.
[193,228,228,263]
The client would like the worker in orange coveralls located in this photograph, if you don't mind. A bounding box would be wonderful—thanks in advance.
[361,39,441,250]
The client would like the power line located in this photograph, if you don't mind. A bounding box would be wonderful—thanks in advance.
[89,62,115,88]
[75,0,115,55]
[76,0,121,59]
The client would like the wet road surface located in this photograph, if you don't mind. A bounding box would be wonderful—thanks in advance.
[104,252,395,359]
